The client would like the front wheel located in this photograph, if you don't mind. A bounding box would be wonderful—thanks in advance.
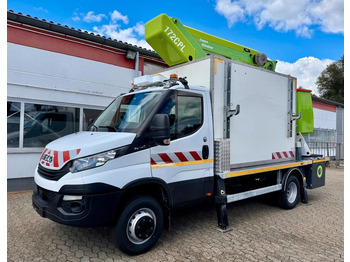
[113,195,163,255]
[279,175,300,210]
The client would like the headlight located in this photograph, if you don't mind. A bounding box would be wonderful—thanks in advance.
[70,146,128,173]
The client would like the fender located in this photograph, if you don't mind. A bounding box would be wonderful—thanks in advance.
[122,177,173,207]
[281,167,308,204]
[281,167,304,192]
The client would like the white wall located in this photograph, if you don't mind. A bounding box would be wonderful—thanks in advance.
[313,108,336,130]
[7,43,139,179]
[8,43,137,106]
[7,154,41,179]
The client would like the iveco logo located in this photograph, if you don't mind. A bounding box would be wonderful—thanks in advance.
[42,154,53,163]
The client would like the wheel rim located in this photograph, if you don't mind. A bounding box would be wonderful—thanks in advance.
[287,182,298,203]
[127,208,156,245]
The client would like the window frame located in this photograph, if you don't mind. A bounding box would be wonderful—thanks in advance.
[7,99,104,153]
[7,100,23,149]
[175,91,204,140]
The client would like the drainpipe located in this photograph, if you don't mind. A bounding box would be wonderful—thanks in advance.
[135,51,140,78]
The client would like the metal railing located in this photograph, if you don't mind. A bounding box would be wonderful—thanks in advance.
[308,142,344,161]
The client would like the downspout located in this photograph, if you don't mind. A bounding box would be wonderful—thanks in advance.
[135,51,140,78]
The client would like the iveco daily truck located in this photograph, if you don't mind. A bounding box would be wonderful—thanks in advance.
[32,14,328,255]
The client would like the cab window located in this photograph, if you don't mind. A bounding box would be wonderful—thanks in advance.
[158,92,203,140]
[177,95,202,138]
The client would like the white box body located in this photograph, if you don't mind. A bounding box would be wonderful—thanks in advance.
[160,55,296,168]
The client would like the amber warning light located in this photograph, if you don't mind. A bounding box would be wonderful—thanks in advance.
[169,74,178,79]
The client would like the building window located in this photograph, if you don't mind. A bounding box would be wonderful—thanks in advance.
[7,100,105,151]
[7,101,21,148]
[23,104,80,147]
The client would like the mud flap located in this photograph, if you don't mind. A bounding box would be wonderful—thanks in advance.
[300,186,308,204]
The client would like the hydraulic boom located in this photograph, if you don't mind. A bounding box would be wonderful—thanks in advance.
[145,13,277,71]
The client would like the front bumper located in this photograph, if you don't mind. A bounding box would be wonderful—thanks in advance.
[32,185,124,227]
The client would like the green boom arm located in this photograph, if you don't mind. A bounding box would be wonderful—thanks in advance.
[145,14,277,71]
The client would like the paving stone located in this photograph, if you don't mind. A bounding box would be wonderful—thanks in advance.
[7,168,344,261]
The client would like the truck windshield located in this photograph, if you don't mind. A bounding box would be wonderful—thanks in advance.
[92,91,163,133]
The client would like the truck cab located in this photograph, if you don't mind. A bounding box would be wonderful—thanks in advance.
[33,77,213,254]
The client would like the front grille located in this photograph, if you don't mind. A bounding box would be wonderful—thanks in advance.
[37,162,71,181]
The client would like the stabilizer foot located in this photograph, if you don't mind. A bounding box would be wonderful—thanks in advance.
[215,226,232,233]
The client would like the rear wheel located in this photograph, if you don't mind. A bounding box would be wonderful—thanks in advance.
[113,195,163,255]
[279,175,300,209]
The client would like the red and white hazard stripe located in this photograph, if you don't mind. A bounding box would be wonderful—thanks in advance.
[40,148,81,169]
[272,151,294,160]
[151,151,202,165]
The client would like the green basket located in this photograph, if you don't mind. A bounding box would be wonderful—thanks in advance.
[145,14,206,66]
[296,89,314,134]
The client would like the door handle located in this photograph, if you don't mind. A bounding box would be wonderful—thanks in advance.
[227,104,240,118]
[202,145,209,160]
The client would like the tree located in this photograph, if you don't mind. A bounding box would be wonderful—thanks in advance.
[316,56,344,103]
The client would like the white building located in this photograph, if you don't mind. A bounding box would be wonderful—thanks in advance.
[7,11,166,191]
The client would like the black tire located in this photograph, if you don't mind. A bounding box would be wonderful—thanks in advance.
[113,195,163,255]
[279,175,300,210]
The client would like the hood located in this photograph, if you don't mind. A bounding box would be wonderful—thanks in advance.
[39,131,136,170]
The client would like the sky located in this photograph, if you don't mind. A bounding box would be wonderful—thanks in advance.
[6,0,345,95]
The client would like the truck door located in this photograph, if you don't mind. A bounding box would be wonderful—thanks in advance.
[151,90,213,207]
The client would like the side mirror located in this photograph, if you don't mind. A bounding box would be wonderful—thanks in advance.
[150,114,170,146]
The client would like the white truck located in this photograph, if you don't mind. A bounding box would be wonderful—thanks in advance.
[32,14,328,255]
